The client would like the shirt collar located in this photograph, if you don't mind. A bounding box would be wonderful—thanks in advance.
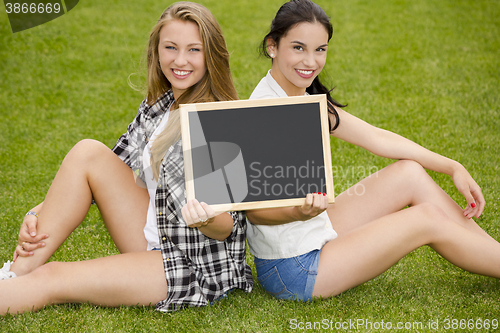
[264,70,309,97]
[264,70,289,97]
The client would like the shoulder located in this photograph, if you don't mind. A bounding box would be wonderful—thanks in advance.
[249,70,287,100]
[141,90,174,118]
[249,77,275,100]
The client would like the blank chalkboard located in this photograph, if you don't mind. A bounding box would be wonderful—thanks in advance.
[180,95,334,212]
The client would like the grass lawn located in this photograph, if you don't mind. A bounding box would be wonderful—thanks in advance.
[1,0,499,331]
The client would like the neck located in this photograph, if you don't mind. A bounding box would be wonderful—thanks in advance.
[172,88,184,101]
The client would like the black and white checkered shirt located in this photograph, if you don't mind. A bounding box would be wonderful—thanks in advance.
[112,91,253,312]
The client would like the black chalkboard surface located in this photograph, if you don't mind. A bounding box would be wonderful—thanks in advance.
[180,95,334,212]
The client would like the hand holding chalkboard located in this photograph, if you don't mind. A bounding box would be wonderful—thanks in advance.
[180,95,334,212]
[181,199,216,227]
[296,192,330,220]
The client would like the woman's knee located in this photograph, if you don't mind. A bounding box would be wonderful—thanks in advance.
[71,139,109,157]
[415,202,448,219]
[410,202,452,236]
[391,160,428,181]
[389,160,435,199]
[64,139,111,166]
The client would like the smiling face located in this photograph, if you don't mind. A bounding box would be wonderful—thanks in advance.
[268,21,329,96]
[158,19,207,99]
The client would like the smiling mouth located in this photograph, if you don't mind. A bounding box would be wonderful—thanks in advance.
[295,69,315,78]
[171,69,192,78]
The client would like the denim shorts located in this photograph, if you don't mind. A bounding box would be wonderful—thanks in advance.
[254,249,321,302]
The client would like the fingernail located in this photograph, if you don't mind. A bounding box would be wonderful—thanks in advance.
[323,193,326,196]
[30,232,36,237]
[471,203,476,208]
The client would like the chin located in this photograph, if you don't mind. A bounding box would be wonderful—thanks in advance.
[295,81,313,89]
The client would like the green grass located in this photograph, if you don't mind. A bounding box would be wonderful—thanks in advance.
[1,0,500,331]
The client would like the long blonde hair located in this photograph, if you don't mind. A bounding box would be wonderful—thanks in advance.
[146,2,238,180]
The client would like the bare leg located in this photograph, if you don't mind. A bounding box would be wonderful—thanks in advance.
[328,160,492,240]
[1,251,167,315]
[314,203,500,298]
[11,139,149,276]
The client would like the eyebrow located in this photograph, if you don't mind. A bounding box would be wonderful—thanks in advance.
[291,40,328,48]
[160,40,203,47]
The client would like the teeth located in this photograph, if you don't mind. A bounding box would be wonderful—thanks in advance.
[173,70,191,76]
[297,69,313,75]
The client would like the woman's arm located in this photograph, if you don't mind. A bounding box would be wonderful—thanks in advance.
[332,108,454,172]
[195,213,234,241]
[181,199,234,240]
[246,192,328,225]
[331,107,484,217]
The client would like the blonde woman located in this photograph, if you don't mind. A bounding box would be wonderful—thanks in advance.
[0,2,252,315]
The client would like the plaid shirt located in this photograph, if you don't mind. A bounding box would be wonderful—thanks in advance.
[112,91,253,312]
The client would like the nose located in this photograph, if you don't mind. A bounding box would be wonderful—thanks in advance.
[302,51,315,67]
[174,51,188,67]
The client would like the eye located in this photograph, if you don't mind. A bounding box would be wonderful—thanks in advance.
[165,46,176,50]
[189,47,202,52]
[293,45,304,51]
[317,47,327,52]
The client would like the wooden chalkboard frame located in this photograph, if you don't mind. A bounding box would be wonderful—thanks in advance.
[180,95,334,213]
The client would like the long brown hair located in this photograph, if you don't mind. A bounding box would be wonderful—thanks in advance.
[261,0,346,131]
[147,2,238,180]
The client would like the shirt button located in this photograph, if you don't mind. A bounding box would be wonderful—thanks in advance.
[162,237,166,241]
[166,258,170,261]
[159,212,163,216]
[158,184,161,188]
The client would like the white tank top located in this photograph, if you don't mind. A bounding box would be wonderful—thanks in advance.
[142,107,170,250]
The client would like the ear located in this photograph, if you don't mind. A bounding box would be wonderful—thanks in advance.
[266,38,277,58]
